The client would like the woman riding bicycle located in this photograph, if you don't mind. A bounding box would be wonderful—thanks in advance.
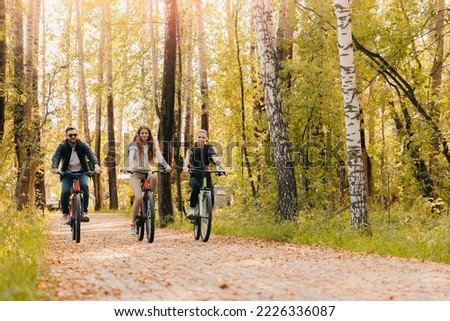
[121,125,172,234]
[182,129,228,219]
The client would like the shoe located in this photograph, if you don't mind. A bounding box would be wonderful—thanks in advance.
[60,214,69,225]
[187,207,195,220]
[81,213,90,222]
[128,224,136,235]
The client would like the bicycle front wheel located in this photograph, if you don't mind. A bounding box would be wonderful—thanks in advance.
[136,199,145,241]
[200,192,212,242]
[145,193,156,243]
[72,194,82,243]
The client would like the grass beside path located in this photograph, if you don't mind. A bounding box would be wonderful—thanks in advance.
[0,206,47,300]
[2,202,450,300]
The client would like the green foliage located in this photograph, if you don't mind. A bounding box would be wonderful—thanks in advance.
[0,207,47,300]
[207,204,450,264]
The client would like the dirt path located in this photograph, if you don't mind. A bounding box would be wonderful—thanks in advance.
[39,213,450,301]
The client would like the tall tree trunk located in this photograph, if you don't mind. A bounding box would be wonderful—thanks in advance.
[63,0,73,125]
[429,0,445,176]
[252,0,298,221]
[233,2,257,198]
[180,2,194,215]
[249,11,266,192]
[12,0,27,209]
[158,0,177,224]
[334,0,370,232]
[195,0,209,131]
[0,0,6,142]
[105,3,118,209]
[183,5,193,146]
[13,0,41,210]
[93,1,106,211]
[34,0,45,211]
[276,0,294,87]
[149,0,160,120]
[175,10,183,214]
[24,0,39,199]
[75,0,90,144]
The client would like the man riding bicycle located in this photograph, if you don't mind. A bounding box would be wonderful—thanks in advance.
[51,126,101,224]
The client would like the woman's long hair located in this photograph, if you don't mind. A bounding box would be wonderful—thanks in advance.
[133,125,155,162]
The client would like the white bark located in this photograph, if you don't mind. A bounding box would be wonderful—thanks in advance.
[334,0,369,230]
[252,0,298,220]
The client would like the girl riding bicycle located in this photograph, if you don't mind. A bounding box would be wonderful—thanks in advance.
[182,129,228,219]
[121,125,172,234]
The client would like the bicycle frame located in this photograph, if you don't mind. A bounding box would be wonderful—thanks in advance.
[59,171,93,243]
[189,169,226,242]
[127,168,164,243]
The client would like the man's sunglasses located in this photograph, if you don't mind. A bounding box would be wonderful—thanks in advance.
[68,133,78,138]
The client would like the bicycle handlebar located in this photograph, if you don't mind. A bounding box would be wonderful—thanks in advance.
[188,168,228,176]
[58,171,95,177]
[126,168,168,175]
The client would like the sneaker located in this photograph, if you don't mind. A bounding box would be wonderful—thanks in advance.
[128,224,136,235]
[81,213,90,222]
[60,214,69,225]
[187,207,195,220]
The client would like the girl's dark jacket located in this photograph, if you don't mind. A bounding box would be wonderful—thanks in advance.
[51,139,100,172]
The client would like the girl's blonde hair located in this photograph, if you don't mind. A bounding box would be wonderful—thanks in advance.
[196,129,208,137]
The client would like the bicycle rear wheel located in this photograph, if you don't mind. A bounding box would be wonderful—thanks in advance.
[72,194,82,243]
[200,192,212,242]
[145,193,156,243]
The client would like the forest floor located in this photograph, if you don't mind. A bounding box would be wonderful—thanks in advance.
[38,213,450,301]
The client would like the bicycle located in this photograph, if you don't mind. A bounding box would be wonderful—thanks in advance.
[127,168,165,243]
[59,171,94,243]
[188,168,227,242]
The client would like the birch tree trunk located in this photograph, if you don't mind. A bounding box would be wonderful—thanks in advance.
[183,6,193,145]
[11,0,42,209]
[148,0,160,121]
[75,0,90,144]
[158,0,177,223]
[195,0,209,131]
[334,0,370,232]
[93,2,106,211]
[63,0,73,125]
[252,0,298,220]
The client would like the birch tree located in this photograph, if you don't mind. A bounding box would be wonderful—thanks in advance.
[148,0,159,121]
[195,0,209,131]
[252,0,298,220]
[334,0,369,232]
[13,0,42,209]
[62,0,73,125]
[93,1,106,211]
[75,0,90,143]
